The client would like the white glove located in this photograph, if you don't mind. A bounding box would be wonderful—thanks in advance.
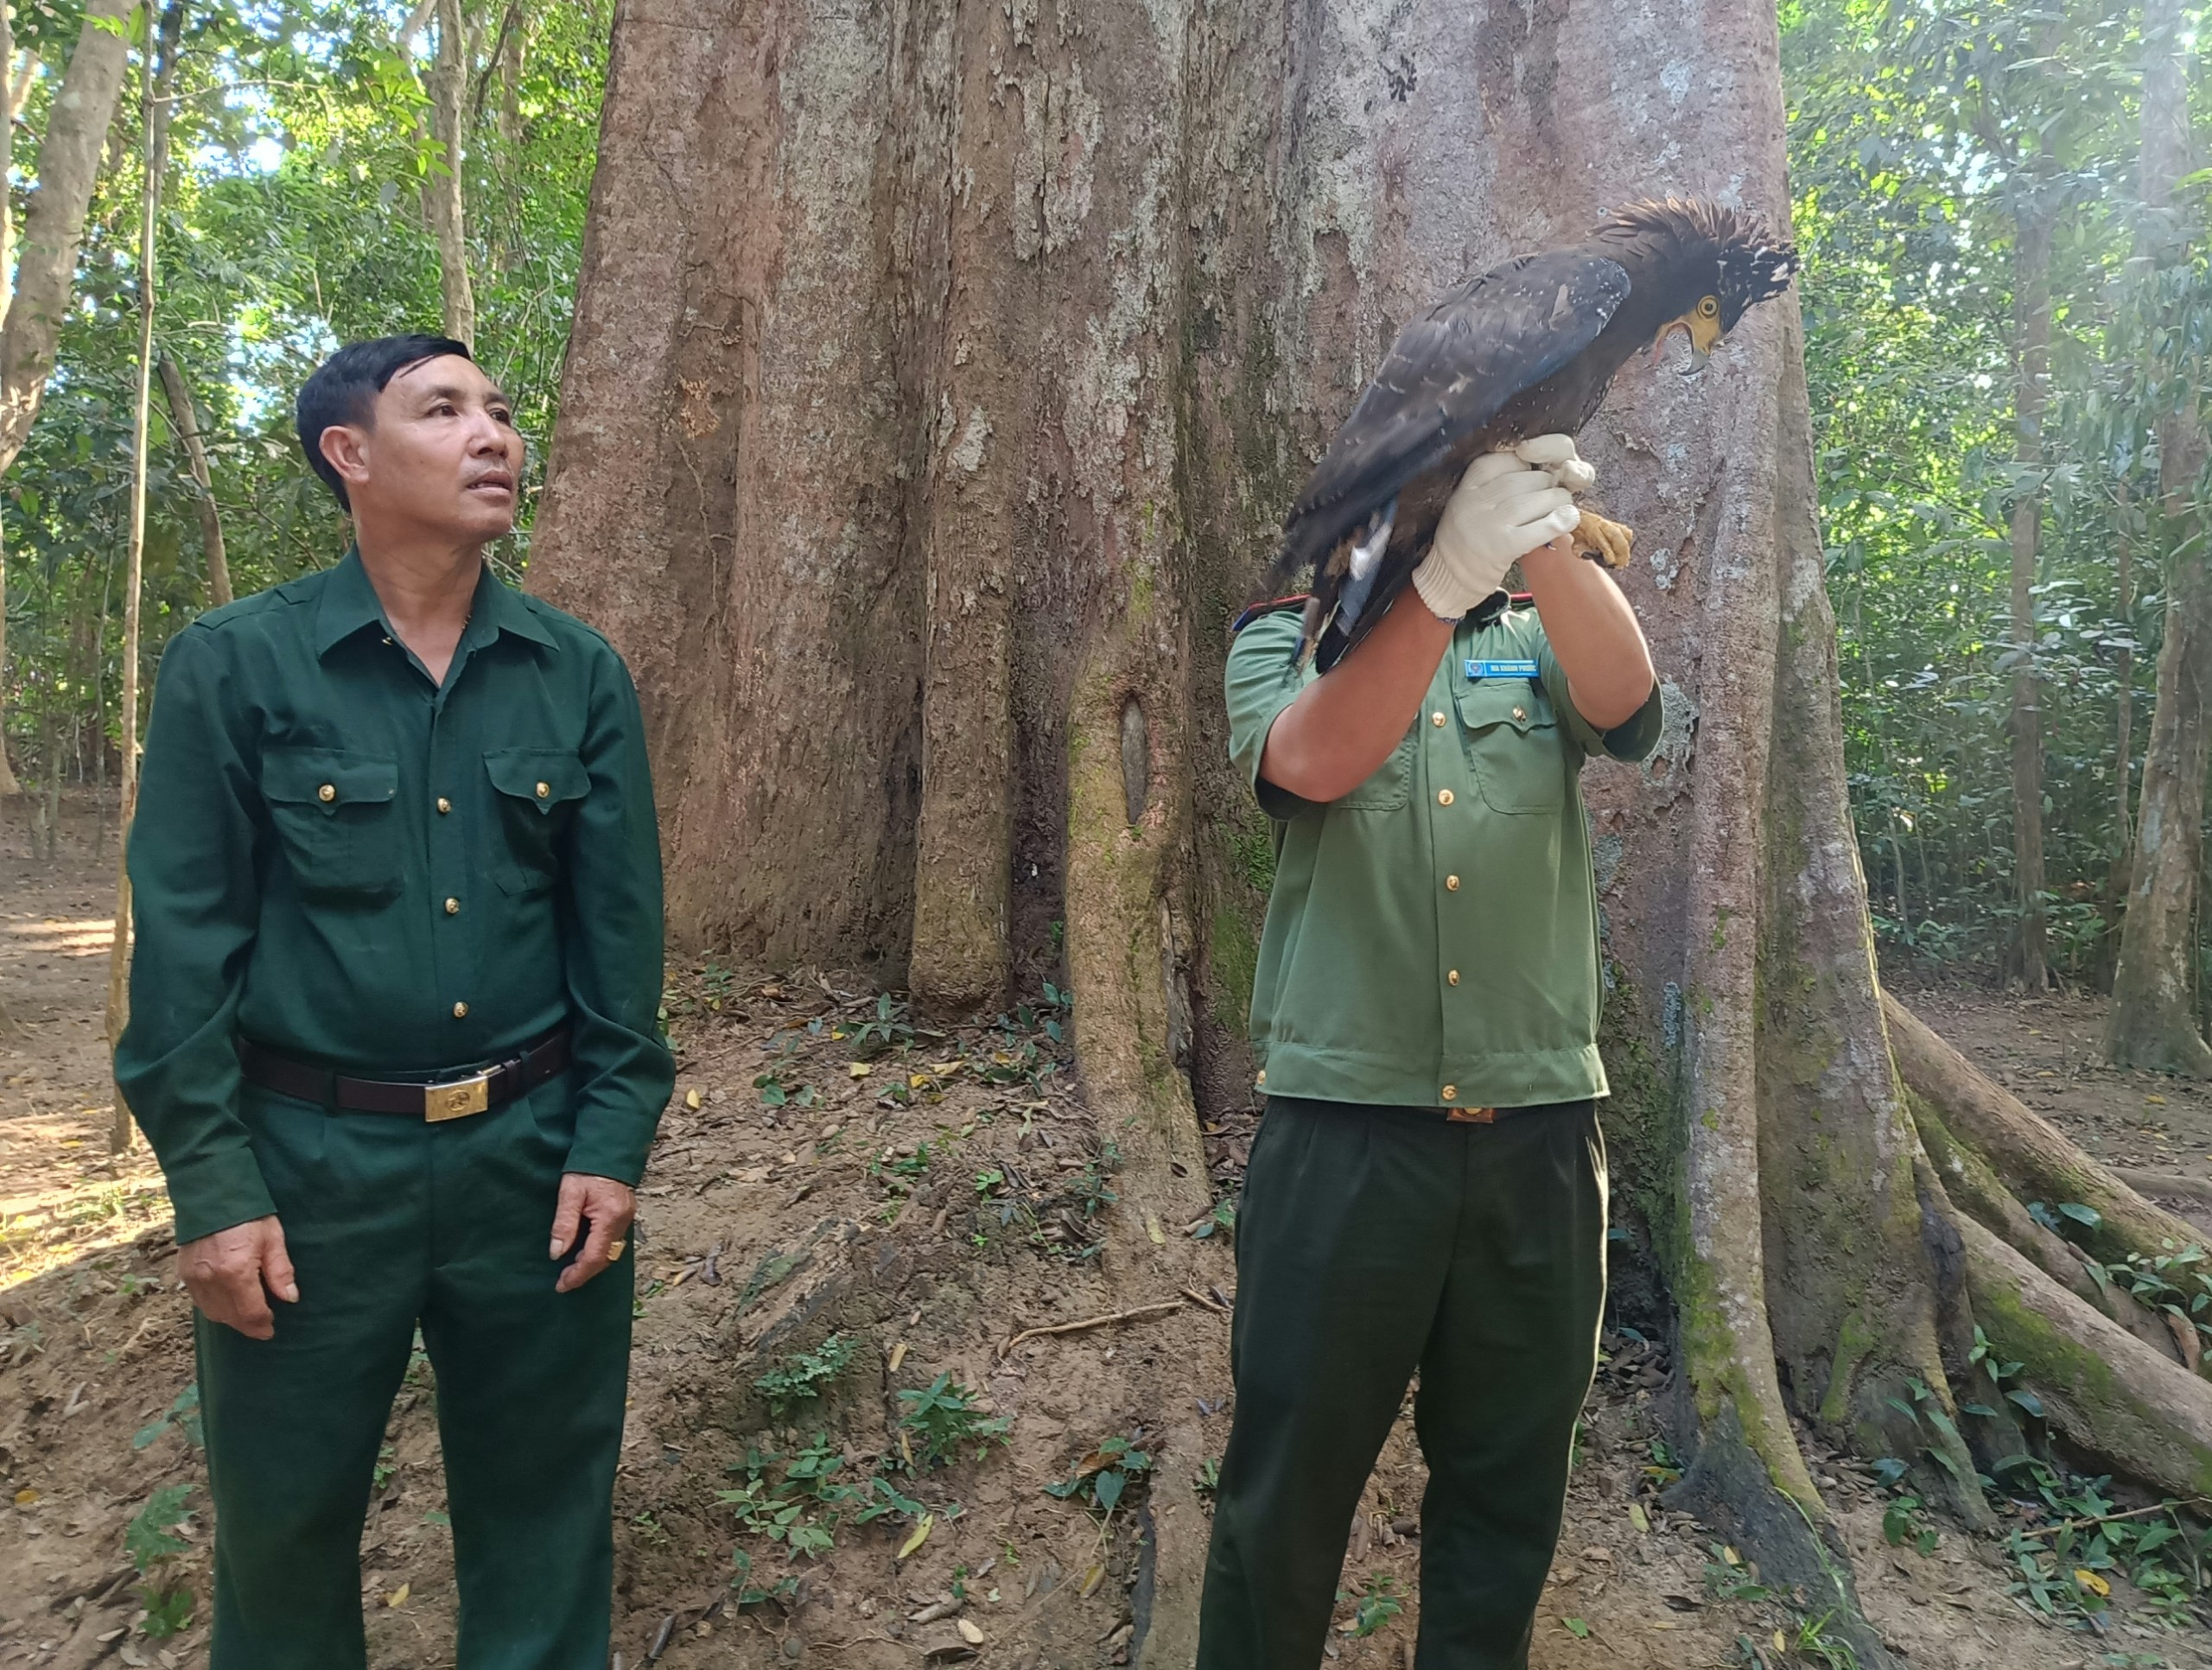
[1409,451,1580,620]
[1513,432,1596,493]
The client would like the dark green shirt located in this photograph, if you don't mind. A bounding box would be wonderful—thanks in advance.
[116,550,674,1243]
[1225,595,1662,1111]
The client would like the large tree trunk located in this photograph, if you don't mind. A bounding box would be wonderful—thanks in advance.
[2006,202,2053,989]
[532,0,2212,1660]
[2107,0,2212,1074]
[0,0,139,796]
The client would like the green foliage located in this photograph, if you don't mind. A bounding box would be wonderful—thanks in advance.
[896,1374,1012,1470]
[1044,1433,1152,1515]
[131,1384,204,1451]
[1339,1572,1402,1638]
[125,1483,196,1637]
[752,1333,857,1420]
[1703,1543,1771,1604]
[1993,1457,2208,1626]
[5,0,613,798]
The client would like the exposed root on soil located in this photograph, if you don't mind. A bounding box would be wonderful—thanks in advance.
[1887,994,2207,1267]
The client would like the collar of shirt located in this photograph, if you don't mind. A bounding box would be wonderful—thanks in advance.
[312,546,556,665]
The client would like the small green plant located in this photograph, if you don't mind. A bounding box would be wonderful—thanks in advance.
[1881,1495,1939,1557]
[898,1375,1012,1469]
[131,1385,204,1452]
[753,1334,858,1420]
[844,993,925,1058]
[1191,1198,1236,1241]
[631,1509,671,1546]
[1963,1325,2045,1419]
[975,1168,1006,1197]
[1046,1434,1153,1515]
[1195,1456,1221,1498]
[1347,1572,1402,1637]
[1702,1544,1770,1604]
[125,1485,195,1637]
[1643,1434,1684,1489]
[372,1444,397,1494]
[753,1070,818,1109]
[1791,1612,1861,1670]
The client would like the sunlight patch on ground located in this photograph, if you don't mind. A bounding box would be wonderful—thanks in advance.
[3,917,115,957]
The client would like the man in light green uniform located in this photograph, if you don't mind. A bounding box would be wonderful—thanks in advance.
[1199,441,1662,1668]
[117,333,672,1669]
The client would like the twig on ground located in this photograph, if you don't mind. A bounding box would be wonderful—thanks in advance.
[998,1299,1183,1358]
[1181,1286,1230,1314]
[2012,1497,2212,1540]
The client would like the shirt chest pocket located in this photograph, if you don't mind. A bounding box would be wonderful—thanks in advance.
[485,748,590,895]
[260,747,402,904]
[1455,679,1566,815]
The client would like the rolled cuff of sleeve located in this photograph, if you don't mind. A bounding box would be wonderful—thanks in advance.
[1599,680,1664,763]
[162,1146,278,1246]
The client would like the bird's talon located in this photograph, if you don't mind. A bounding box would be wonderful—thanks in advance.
[1574,510,1635,571]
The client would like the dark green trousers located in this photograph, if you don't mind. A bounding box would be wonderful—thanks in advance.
[196,1076,633,1670]
[1197,1096,1607,1670]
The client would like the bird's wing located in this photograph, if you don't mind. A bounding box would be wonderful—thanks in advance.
[1270,251,1631,585]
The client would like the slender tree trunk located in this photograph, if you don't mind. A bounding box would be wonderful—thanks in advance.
[0,6,130,795]
[2107,0,2212,1073]
[2105,486,2135,979]
[0,3,16,800]
[157,352,232,607]
[426,0,474,346]
[106,2,181,1152]
[2007,200,2053,990]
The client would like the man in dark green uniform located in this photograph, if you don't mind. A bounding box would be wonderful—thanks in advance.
[116,333,673,1670]
[1200,440,1662,1668]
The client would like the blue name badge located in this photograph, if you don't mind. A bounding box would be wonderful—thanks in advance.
[1465,658,1539,680]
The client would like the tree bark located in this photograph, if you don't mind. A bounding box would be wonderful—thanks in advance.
[2107,0,2212,1073]
[0,4,136,795]
[0,0,137,477]
[2006,200,2052,990]
[107,1,182,1152]
[157,353,231,608]
[426,0,474,346]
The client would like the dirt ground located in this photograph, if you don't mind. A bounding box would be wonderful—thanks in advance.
[4,796,2212,1669]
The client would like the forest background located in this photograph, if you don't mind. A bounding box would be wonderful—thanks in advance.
[1,0,2207,1020]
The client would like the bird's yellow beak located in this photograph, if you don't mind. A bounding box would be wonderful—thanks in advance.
[1651,305,1724,373]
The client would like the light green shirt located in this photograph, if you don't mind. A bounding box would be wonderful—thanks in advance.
[1225,594,1662,1110]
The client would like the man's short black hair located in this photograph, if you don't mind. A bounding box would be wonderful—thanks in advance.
[295,333,474,511]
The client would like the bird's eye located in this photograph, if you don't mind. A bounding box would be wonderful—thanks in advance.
[1698,295,1719,318]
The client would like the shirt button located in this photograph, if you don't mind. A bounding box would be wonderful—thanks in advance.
[1441,1083,1458,1103]
[1431,711,1446,727]
[1446,874,1460,892]
[1255,1070,1267,1086]
[452,1001,469,1019]
[1513,705,1528,722]
[436,797,453,816]
[1448,969,1461,987]
[1437,789,1454,807]
[317,784,336,803]
[444,898,461,915]
[535,781,551,799]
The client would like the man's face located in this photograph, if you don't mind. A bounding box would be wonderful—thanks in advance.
[324,354,524,542]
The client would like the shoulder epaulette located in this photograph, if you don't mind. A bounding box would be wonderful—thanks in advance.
[1231,594,1310,635]
[1509,590,1535,608]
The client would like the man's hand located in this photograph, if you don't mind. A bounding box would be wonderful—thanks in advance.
[550,1172,636,1293]
[179,1216,299,1341]
[1410,452,1580,621]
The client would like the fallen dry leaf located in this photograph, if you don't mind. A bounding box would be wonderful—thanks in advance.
[1078,1563,1106,1598]
[957,1619,984,1646]
[386,1583,410,1608]
[899,1513,935,1561]
[888,1341,909,1374]
[685,1089,702,1109]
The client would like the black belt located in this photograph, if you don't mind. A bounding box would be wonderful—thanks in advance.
[237,1029,571,1121]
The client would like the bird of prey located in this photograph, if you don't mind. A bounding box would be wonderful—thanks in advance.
[1270,199,1800,670]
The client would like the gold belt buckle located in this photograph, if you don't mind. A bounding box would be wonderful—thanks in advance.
[424,1070,493,1122]
[1446,1106,1497,1124]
